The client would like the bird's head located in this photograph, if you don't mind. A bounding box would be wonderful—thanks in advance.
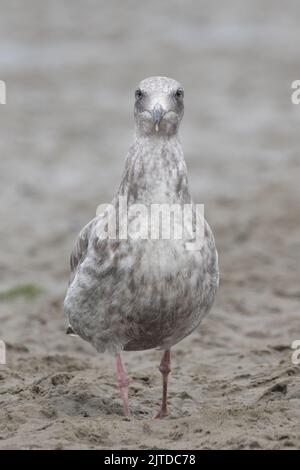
[134,76,184,137]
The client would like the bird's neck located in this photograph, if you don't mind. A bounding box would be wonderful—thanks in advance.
[117,134,191,205]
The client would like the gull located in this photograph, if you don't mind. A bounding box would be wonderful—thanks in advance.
[64,76,219,418]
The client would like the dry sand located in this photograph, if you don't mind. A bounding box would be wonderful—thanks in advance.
[0,0,300,449]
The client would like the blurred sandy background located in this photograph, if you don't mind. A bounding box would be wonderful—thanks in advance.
[0,0,300,449]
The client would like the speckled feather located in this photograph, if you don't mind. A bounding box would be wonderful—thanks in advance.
[64,77,219,354]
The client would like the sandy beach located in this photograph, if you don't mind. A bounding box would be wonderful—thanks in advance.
[0,0,299,449]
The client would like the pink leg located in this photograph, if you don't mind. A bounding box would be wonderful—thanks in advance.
[116,353,130,417]
[155,349,171,419]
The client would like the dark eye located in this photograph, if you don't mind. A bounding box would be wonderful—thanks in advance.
[175,88,184,99]
[135,89,143,100]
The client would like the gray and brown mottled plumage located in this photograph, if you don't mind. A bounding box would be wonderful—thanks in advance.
[64,76,219,417]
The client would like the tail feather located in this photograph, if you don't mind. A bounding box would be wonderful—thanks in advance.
[66,325,78,337]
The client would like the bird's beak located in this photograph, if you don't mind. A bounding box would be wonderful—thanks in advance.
[152,103,164,132]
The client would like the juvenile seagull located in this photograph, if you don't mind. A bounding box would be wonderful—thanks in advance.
[64,76,219,418]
